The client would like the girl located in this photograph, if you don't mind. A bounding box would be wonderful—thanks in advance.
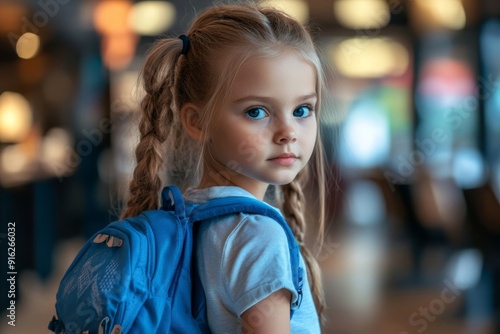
[121,3,328,333]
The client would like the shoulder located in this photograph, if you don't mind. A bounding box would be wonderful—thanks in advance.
[198,212,290,263]
[218,214,296,314]
[226,213,289,245]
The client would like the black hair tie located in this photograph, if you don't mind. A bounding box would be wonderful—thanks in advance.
[179,34,190,55]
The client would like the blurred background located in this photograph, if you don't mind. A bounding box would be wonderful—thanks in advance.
[0,0,499,333]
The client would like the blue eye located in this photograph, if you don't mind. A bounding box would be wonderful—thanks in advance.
[293,105,313,118]
[245,107,267,120]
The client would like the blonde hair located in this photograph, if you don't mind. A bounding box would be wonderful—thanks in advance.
[122,3,327,318]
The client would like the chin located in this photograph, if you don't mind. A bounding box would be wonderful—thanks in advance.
[268,176,298,186]
[254,171,301,187]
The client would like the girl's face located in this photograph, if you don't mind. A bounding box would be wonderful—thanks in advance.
[202,50,318,199]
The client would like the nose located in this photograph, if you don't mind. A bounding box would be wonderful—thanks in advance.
[273,117,297,144]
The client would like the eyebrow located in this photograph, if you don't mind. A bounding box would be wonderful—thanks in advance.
[232,93,318,104]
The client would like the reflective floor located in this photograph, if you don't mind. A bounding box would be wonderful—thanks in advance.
[0,237,495,334]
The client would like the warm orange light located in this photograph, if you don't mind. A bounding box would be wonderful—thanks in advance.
[16,32,40,59]
[129,1,176,35]
[334,0,390,29]
[94,0,136,71]
[101,34,137,70]
[412,0,466,30]
[0,4,27,33]
[330,38,409,78]
[40,127,73,175]
[0,92,33,143]
[94,0,132,35]
[1,144,29,174]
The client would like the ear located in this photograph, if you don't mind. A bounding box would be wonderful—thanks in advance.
[180,103,205,141]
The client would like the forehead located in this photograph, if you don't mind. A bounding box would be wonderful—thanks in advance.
[226,50,317,101]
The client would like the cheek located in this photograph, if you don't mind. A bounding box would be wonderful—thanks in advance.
[212,124,239,145]
[213,128,250,160]
[304,119,317,137]
[228,125,269,150]
[305,123,318,152]
[252,128,271,148]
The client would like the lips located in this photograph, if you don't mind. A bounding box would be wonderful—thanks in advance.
[268,153,298,166]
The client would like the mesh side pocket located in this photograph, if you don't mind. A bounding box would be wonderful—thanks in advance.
[99,256,121,293]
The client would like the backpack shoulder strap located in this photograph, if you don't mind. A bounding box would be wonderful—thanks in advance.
[190,196,304,314]
[160,185,186,218]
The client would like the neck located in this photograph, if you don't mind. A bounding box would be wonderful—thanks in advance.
[197,170,268,200]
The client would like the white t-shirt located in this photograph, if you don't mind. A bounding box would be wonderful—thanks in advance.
[184,186,321,334]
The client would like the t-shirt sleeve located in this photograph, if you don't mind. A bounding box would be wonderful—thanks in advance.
[220,214,298,317]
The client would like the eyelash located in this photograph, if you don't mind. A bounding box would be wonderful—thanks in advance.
[245,106,267,120]
[294,104,315,118]
[244,104,315,120]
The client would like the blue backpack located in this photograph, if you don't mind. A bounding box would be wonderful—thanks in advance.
[49,185,304,334]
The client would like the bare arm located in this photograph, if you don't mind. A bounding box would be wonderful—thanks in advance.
[240,288,292,334]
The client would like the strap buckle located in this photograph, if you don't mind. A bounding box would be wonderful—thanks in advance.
[48,316,64,333]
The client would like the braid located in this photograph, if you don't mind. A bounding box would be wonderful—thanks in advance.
[281,173,326,319]
[121,40,180,219]
[119,4,331,321]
